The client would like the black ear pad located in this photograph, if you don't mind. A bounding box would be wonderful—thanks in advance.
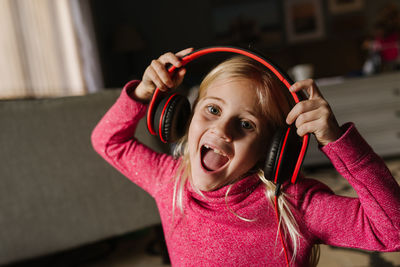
[264,126,303,184]
[153,94,191,143]
[264,128,285,181]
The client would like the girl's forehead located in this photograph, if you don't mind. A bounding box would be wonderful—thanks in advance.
[204,77,257,96]
[204,78,264,109]
[209,76,254,86]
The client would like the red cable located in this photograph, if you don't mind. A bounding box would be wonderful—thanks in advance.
[275,195,290,267]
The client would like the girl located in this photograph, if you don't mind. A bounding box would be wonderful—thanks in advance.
[91,48,400,266]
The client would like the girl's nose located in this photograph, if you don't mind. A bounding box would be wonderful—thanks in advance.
[212,118,233,142]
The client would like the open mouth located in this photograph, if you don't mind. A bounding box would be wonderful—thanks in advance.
[200,145,229,172]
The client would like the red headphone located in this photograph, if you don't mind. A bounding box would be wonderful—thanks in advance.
[146,46,309,185]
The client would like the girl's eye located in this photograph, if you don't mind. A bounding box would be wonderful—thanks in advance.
[207,105,220,115]
[241,120,254,130]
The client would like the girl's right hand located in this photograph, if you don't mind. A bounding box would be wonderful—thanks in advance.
[133,47,194,103]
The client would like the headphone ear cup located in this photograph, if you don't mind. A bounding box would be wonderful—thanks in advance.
[153,94,191,143]
[264,126,303,184]
[264,128,285,182]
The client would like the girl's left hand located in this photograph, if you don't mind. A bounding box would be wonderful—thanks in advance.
[286,79,342,146]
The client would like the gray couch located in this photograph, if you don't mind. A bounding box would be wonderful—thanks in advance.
[0,90,167,265]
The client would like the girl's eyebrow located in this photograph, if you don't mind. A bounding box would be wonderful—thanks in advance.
[243,108,259,118]
[202,96,225,103]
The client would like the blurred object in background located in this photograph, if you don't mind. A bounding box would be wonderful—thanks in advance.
[288,63,314,81]
[362,2,400,75]
[0,0,103,99]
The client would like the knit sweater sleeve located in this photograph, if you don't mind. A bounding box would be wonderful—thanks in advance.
[91,80,179,198]
[294,123,400,252]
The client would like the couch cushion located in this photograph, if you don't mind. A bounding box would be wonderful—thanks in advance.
[0,90,165,265]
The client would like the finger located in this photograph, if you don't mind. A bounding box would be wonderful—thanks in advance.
[146,66,168,91]
[151,59,174,88]
[296,117,338,144]
[296,119,321,137]
[309,83,323,100]
[294,108,324,130]
[158,52,183,68]
[290,79,323,100]
[286,99,322,124]
[289,79,313,93]
[142,66,156,85]
[176,47,194,58]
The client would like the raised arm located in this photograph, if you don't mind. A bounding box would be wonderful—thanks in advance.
[296,124,400,251]
[286,79,400,251]
[91,81,177,197]
[91,48,193,197]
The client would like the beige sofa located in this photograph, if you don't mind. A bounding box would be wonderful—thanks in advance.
[0,89,167,265]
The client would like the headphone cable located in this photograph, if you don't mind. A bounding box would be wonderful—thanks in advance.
[274,183,290,266]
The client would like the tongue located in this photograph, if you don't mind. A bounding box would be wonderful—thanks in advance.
[202,149,229,171]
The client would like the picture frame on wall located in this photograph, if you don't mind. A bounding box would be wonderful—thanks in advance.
[212,1,283,47]
[284,0,324,43]
[329,0,364,14]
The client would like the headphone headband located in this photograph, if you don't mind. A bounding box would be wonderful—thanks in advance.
[147,46,302,133]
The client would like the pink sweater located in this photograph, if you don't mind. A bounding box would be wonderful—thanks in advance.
[91,81,400,266]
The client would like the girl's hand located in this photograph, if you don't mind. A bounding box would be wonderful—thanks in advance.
[286,79,342,146]
[133,47,194,103]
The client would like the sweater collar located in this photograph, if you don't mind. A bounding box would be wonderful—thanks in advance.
[187,174,261,207]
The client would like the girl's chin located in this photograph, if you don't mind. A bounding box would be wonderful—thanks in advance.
[191,171,233,192]
[190,157,232,191]
[191,175,218,191]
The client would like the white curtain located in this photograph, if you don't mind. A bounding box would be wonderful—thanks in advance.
[0,0,103,99]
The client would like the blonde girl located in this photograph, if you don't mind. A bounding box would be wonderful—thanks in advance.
[92,48,400,266]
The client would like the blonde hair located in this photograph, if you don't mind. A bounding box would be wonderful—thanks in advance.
[172,56,319,266]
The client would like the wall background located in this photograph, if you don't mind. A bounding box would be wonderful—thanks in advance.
[89,0,400,88]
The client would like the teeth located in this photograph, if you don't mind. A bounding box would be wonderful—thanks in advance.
[204,145,226,156]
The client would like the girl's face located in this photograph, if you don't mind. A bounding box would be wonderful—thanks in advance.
[188,77,268,191]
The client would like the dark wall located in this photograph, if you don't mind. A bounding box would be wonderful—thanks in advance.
[89,0,400,88]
